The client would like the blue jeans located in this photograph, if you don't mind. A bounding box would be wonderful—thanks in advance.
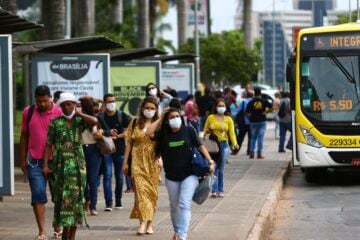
[83,144,102,210]
[165,175,199,240]
[103,153,124,207]
[249,121,267,156]
[279,122,292,150]
[27,157,49,205]
[212,142,230,193]
[274,115,280,138]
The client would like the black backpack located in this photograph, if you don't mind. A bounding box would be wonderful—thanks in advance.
[278,101,286,118]
[235,101,246,127]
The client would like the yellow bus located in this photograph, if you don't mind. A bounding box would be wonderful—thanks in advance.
[288,23,360,182]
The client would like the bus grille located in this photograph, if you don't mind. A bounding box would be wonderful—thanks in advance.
[328,151,360,164]
[317,126,360,136]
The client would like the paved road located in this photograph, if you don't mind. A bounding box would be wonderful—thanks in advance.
[269,168,360,240]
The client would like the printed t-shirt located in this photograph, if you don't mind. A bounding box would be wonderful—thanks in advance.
[155,126,201,181]
[246,97,273,123]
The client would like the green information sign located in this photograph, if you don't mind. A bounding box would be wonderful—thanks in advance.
[110,61,161,116]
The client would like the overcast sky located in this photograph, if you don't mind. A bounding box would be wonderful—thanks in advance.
[162,0,358,49]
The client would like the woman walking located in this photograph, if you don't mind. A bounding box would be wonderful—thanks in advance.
[204,98,239,197]
[79,97,102,216]
[43,93,98,240]
[122,96,160,235]
[146,107,215,240]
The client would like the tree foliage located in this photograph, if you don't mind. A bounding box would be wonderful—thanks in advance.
[336,11,357,24]
[179,30,262,87]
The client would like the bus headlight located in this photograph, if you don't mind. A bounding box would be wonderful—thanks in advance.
[300,125,323,148]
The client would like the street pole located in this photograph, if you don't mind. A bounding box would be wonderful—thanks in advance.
[195,0,200,88]
[65,0,71,39]
[272,0,275,88]
[349,0,352,22]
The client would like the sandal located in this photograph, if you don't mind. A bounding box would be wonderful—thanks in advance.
[53,231,63,239]
[34,234,48,240]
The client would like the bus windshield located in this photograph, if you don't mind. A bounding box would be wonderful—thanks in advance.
[300,55,360,122]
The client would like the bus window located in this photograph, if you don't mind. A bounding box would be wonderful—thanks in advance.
[300,55,360,122]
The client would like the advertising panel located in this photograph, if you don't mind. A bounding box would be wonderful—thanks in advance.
[186,0,208,39]
[0,35,14,196]
[32,54,110,99]
[110,61,161,117]
[160,64,194,100]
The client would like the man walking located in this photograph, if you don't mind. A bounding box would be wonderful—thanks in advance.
[20,85,62,240]
[98,93,131,211]
[278,91,293,152]
[246,87,273,159]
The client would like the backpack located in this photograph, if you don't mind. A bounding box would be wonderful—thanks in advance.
[98,110,127,130]
[278,101,286,118]
[26,105,36,137]
[235,101,246,127]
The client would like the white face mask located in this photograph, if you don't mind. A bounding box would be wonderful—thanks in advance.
[217,107,226,114]
[149,88,158,96]
[143,109,156,119]
[62,109,75,120]
[169,117,182,129]
[106,102,116,112]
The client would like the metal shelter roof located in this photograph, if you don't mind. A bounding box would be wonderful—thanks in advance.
[13,36,124,54]
[110,48,167,61]
[144,53,197,63]
[0,7,43,34]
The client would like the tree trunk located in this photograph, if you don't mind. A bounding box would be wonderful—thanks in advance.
[74,0,95,37]
[41,0,65,40]
[112,0,123,24]
[242,0,252,47]
[149,0,156,47]
[177,0,187,48]
[137,0,150,48]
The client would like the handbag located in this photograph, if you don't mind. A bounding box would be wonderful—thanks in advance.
[192,174,217,205]
[97,135,116,155]
[191,147,210,177]
[203,134,219,154]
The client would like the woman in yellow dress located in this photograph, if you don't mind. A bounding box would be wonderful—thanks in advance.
[123,96,160,235]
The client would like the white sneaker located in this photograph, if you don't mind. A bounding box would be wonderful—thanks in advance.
[104,206,112,212]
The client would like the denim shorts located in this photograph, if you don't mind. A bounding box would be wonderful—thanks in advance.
[27,157,48,205]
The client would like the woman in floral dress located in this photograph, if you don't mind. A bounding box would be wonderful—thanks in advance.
[43,93,98,240]
[122,96,160,235]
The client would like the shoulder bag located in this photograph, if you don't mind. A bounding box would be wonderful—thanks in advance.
[202,133,219,154]
[96,114,116,155]
[192,174,217,205]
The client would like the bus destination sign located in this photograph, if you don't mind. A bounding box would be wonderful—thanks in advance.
[314,33,360,50]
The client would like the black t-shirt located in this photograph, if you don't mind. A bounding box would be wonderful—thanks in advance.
[245,97,272,123]
[197,95,215,116]
[100,111,130,155]
[155,126,201,181]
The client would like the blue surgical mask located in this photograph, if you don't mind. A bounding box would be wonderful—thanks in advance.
[217,107,226,114]
[168,117,182,129]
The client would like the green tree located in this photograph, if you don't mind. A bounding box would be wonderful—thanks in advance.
[336,10,357,24]
[180,30,262,87]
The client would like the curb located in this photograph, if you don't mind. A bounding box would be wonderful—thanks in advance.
[246,160,291,240]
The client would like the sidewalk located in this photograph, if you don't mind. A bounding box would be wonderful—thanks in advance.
[0,122,291,240]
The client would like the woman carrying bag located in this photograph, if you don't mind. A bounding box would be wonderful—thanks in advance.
[122,97,160,235]
[146,107,215,240]
[204,98,239,198]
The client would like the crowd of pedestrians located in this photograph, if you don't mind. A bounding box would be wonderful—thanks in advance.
[20,83,292,240]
